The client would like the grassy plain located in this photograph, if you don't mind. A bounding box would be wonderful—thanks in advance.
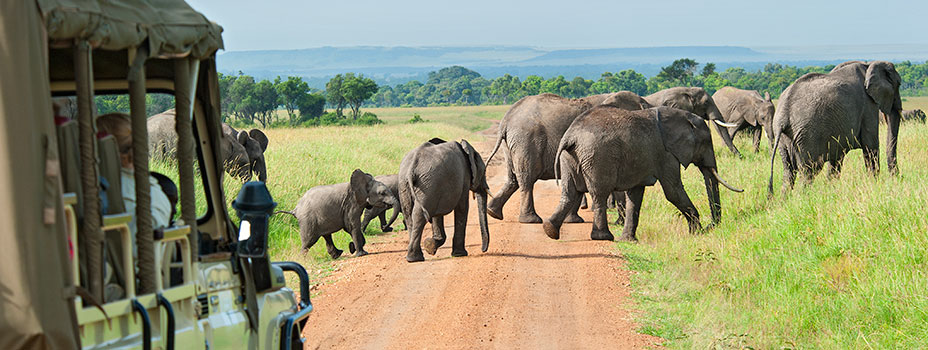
[166,98,926,348]
[616,96,928,348]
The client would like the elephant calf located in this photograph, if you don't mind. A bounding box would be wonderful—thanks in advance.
[544,106,743,242]
[360,174,402,232]
[283,169,396,258]
[399,138,490,262]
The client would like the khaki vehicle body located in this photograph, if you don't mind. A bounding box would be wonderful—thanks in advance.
[0,1,311,349]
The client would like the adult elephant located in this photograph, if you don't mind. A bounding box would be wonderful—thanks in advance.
[148,109,270,182]
[712,87,775,153]
[768,61,902,194]
[645,87,741,157]
[485,91,651,224]
[544,106,743,242]
[399,138,490,262]
[901,109,926,123]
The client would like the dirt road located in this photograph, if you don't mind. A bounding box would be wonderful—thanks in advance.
[302,123,662,349]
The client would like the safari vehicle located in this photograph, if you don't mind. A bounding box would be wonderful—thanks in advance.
[0,1,310,349]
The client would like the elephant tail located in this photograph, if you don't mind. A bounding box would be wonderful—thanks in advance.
[767,132,782,197]
[274,210,297,220]
[485,126,506,166]
[554,132,574,187]
[406,174,432,227]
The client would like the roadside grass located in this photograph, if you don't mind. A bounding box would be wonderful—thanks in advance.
[613,101,928,348]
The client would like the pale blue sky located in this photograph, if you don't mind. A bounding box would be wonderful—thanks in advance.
[187,0,927,51]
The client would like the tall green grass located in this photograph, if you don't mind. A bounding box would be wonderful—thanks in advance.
[615,100,928,348]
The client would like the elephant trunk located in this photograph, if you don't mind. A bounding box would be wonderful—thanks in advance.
[886,109,902,176]
[708,103,742,157]
[475,191,490,252]
[699,167,722,225]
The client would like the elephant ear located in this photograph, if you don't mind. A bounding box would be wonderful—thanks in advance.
[656,109,696,168]
[865,61,902,115]
[249,129,269,152]
[667,91,695,111]
[349,169,372,205]
[763,91,771,102]
[460,139,486,190]
[237,130,249,145]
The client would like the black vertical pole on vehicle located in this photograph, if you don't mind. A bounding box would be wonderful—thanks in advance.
[129,45,156,294]
[74,40,103,302]
[156,293,175,350]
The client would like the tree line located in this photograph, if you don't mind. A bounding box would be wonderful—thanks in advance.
[367,59,928,107]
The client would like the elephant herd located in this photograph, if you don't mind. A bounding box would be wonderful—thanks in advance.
[147,60,911,263]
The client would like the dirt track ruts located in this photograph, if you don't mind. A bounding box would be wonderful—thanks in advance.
[301,122,662,349]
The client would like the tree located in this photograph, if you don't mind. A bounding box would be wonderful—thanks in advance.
[326,74,347,118]
[297,92,326,120]
[341,73,378,120]
[275,76,311,125]
[252,79,279,127]
[658,58,700,86]
[521,75,544,96]
[541,76,569,95]
[701,63,716,77]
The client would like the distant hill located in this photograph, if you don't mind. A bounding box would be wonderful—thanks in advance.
[216,45,928,89]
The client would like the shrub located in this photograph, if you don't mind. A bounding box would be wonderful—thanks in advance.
[408,114,425,123]
[356,112,384,126]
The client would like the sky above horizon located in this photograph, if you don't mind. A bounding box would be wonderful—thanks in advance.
[187,0,926,52]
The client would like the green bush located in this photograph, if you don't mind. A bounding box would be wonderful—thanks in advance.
[356,112,384,125]
[408,114,425,123]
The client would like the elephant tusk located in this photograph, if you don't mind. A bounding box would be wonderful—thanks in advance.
[713,119,740,128]
[712,168,744,193]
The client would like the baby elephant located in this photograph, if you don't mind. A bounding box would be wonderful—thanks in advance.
[399,138,490,262]
[360,174,402,232]
[284,169,396,258]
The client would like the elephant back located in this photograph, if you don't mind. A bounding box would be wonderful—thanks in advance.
[147,109,178,160]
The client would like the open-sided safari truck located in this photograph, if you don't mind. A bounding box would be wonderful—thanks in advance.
[0,1,311,349]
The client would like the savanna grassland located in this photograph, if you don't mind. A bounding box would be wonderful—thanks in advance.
[157,98,925,348]
[615,96,928,348]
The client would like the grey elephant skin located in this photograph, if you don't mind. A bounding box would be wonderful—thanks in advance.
[712,87,775,153]
[901,109,925,123]
[544,106,743,242]
[360,174,402,232]
[645,87,742,157]
[484,91,651,224]
[768,61,902,194]
[148,109,270,182]
[286,169,396,258]
[399,138,490,262]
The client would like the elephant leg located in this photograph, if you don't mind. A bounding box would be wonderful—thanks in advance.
[322,234,343,259]
[779,137,797,192]
[543,174,583,240]
[348,220,368,257]
[451,196,470,257]
[406,210,427,263]
[613,191,627,226]
[299,231,322,255]
[606,193,616,209]
[378,210,392,232]
[660,173,701,234]
[423,215,446,256]
[714,120,742,157]
[517,176,542,223]
[752,127,762,153]
[487,155,518,220]
[800,159,824,186]
[359,208,378,234]
[579,194,588,209]
[589,192,613,241]
[619,187,644,242]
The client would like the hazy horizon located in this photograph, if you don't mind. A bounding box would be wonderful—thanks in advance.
[187,0,927,52]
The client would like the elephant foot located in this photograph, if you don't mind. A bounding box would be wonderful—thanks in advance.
[590,229,614,241]
[518,213,543,224]
[406,251,425,263]
[451,248,468,257]
[381,226,393,233]
[486,206,504,220]
[423,238,441,255]
[542,221,561,240]
[348,242,356,254]
[564,213,585,223]
[354,249,369,257]
[328,248,343,260]
[618,233,638,243]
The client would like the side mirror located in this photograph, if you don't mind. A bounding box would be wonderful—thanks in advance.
[232,181,276,258]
